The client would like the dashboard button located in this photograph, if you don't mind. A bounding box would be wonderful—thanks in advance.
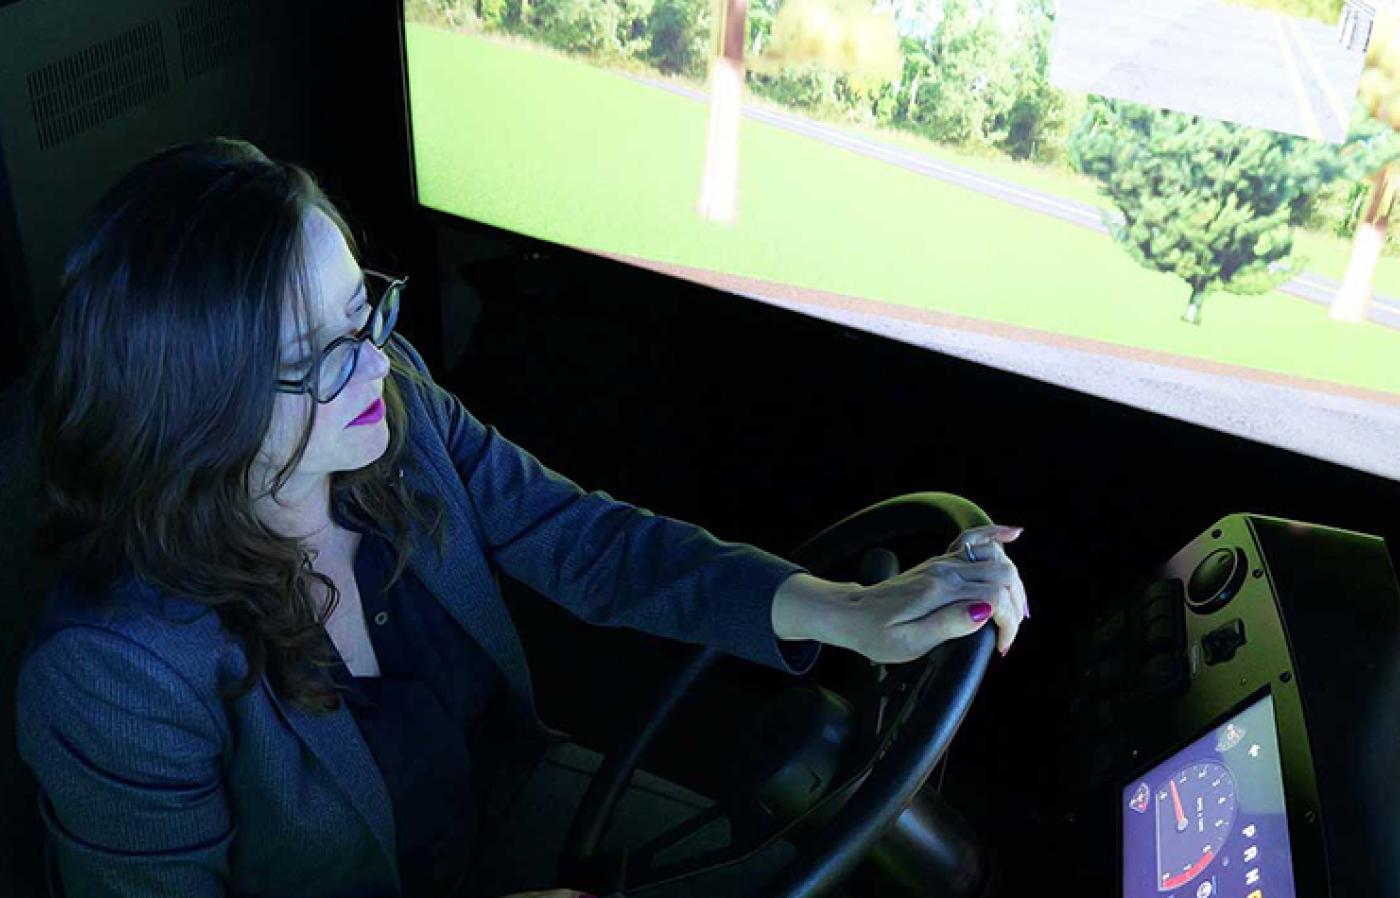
[1203,618,1247,665]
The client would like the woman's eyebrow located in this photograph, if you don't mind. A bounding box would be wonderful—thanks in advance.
[282,273,368,366]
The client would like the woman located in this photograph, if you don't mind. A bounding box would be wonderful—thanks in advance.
[13,137,1029,898]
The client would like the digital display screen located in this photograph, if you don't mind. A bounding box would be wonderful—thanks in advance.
[1122,693,1295,898]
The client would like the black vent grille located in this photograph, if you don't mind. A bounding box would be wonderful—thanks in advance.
[25,21,169,150]
[175,0,275,81]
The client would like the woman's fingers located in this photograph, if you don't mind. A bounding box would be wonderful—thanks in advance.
[890,567,1001,624]
[948,557,1017,586]
[895,600,994,659]
[986,579,1021,655]
[948,556,1028,622]
[868,524,1029,661]
[947,555,1023,653]
[950,538,1030,623]
[947,524,1023,555]
[897,589,1019,659]
[887,585,1021,662]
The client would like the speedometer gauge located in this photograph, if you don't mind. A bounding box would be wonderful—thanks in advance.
[1155,761,1237,891]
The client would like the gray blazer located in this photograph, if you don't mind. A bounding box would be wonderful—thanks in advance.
[14,333,815,897]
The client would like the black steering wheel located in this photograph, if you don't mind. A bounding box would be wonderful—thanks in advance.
[556,492,1000,898]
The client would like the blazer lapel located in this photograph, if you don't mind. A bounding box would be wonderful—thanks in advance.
[395,490,543,728]
[260,676,400,885]
[329,472,544,715]
[266,465,545,887]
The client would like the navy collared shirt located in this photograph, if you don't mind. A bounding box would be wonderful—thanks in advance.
[324,495,503,898]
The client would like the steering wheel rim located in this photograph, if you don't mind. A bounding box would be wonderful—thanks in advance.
[560,492,999,898]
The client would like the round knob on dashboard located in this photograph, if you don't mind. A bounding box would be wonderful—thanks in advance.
[1186,547,1246,613]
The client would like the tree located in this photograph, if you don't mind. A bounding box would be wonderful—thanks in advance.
[903,0,1015,147]
[1332,10,1400,322]
[1328,156,1400,322]
[695,0,901,223]
[533,0,625,54]
[1069,99,1386,324]
[695,0,752,222]
[996,0,1068,161]
[649,0,710,76]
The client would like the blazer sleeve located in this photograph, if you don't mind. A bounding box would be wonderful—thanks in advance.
[14,626,233,898]
[393,336,821,674]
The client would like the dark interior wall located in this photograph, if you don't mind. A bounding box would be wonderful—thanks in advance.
[0,0,442,389]
[432,232,1400,599]
[408,226,1400,757]
[303,0,450,371]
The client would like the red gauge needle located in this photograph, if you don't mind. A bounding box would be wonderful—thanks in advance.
[1170,780,1188,832]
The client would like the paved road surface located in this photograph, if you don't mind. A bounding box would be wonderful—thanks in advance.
[1051,0,1363,143]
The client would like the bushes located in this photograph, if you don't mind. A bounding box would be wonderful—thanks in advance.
[461,0,696,71]
[647,0,711,77]
[1300,175,1400,256]
[480,0,509,28]
[405,0,478,28]
[534,0,626,54]
[747,67,836,111]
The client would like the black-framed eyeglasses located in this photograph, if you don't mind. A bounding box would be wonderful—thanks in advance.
[274,267,405,404]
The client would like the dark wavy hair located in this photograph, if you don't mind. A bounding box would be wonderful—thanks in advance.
[26,137,448,715]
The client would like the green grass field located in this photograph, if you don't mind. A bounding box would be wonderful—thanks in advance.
[741,103,1400,302]
[406,22,1400,395]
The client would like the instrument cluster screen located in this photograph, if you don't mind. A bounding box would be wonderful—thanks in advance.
[1122,693,1295,898]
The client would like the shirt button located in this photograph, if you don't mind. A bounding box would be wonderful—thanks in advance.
[373,611,389,626]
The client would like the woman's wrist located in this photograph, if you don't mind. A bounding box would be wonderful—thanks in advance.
[771,572,861,648]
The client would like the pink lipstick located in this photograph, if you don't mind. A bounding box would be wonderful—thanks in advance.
[347,397,384,427]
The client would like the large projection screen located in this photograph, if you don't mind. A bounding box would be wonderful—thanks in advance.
[402,0,1400,480]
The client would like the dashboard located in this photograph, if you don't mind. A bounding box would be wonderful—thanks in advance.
[1057,513,1400,898]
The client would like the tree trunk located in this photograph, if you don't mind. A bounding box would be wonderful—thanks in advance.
[1182,287,1205,324]
[1331,163,1397,323]
[697,0,748,224]
[906,72,923,122]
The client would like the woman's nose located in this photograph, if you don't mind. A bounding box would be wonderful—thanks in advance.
[357,339,391,382]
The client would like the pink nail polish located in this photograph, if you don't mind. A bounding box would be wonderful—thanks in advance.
[968,602,993,623]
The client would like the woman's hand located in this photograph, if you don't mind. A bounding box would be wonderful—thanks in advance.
[773,524,1028,663]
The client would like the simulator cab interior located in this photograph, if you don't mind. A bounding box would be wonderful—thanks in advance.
[1,1,1398,896]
